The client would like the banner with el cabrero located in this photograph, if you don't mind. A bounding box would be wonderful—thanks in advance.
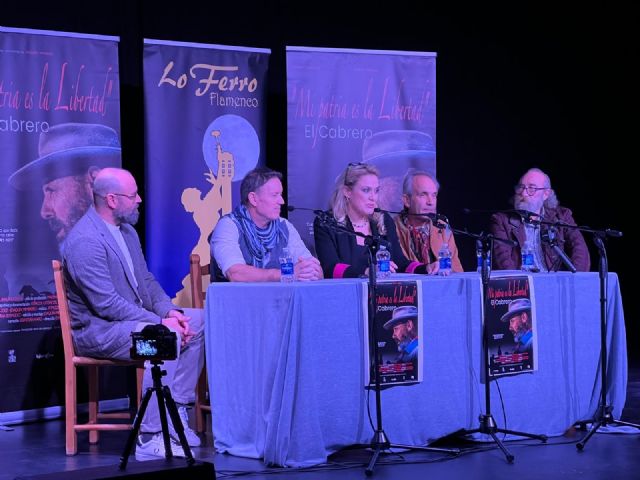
[1,27,121,414]
[286,46,437,253]
[142,39,270,304]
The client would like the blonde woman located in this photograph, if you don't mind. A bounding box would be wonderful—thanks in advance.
[314,163,430,278]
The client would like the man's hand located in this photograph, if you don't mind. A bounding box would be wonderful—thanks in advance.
[162,310,193,346]
[427,261,440,275]
[294,257,323,281]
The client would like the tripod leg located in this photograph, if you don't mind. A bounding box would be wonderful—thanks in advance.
[612,419,640,429]
[154,379,173,459]
[365,446,383,476]
[497,428,548,442]
[119,387,154,470]
[162,385,195,464]
[488,431,514,463]
[576,419,604,451]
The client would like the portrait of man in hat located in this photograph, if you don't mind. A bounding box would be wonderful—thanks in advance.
[383,305,419,363]
[501,298,533,353]
[362,129,436,213]
[8,122,122,242]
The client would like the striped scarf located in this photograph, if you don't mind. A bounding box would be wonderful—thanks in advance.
[231,205,284,268]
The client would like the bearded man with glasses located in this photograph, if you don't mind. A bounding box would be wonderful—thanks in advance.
[61,167,206,459]
[489,168,590,272]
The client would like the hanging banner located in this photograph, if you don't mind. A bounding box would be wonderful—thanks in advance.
[286,46,436,252]
[485,275,537,377]
[143,39,270,303]
[363,280,423,386]
[0,27,121,414]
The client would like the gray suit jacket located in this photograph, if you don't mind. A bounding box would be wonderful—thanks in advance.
[61,207,176,358]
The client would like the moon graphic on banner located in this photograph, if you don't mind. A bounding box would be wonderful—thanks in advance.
[202,115,260,181]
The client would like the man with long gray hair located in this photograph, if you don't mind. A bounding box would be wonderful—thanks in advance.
[489,168,590,271]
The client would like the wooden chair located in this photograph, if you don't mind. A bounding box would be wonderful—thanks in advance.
[52,260,144,456]
[189,254,211,433]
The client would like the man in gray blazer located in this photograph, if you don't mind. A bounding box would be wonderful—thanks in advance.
[61,168,204,460]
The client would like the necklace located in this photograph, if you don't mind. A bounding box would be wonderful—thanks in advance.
[351,219,369,229]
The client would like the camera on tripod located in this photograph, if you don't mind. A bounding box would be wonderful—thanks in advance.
[130,324,178,361]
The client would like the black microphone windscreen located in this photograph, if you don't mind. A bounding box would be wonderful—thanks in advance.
[287,205,295,212]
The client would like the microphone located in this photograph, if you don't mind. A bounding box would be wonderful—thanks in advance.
[286,205,326,216]
[374,208,449,224]
[463,207,538,222]
[512,209,540,223]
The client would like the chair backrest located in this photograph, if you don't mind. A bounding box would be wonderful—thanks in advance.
[52,260,76,360]
[189,254,210,309]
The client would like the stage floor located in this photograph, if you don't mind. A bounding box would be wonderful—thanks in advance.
[2,361,639,480]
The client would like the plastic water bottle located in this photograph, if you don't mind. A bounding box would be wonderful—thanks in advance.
[438,242,452,276]
[521,240,534,272]
[279,247,295,282]
[376,245,391,279]
[476,241,491,275]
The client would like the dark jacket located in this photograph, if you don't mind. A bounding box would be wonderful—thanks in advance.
[489,206,590,272]
[313,212,427,278]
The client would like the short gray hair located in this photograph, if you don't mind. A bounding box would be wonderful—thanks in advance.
[402,169,439,196]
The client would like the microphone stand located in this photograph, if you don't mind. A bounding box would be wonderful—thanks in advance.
[311,211,458,476]
[541,227,577,272]
[572,228,640,449]
[441,227,547,462]
[511,210,622,273]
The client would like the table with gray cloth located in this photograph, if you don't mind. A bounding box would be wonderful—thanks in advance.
[204,271,627,467]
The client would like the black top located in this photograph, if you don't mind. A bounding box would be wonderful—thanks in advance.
[313,211,426,278]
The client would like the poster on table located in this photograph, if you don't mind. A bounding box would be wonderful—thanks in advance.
[363,280,423,386]
[485,275,537,378]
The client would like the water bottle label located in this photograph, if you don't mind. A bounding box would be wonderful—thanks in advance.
[439,257,452,270]
[478,252,491,271]
[280,262,294,276]
[378,260,390,273]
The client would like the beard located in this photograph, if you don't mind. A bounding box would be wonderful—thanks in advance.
[48,194,92,242]
[514,196,544,213]
[396,336,412,353]
[115,205,140,225]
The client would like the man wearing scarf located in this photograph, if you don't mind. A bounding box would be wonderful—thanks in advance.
[210,167,323,282]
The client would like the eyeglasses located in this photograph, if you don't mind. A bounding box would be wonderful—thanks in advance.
[344,162,365,185]
[110,192,139,200]
[514,184,548,195]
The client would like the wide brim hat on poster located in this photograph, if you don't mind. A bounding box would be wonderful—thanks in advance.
[383,305,418,330]
[8,123,121,190]
[362,129,436,178]
[500,298,531,322]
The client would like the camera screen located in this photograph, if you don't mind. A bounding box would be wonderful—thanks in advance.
[135,339,158,357]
